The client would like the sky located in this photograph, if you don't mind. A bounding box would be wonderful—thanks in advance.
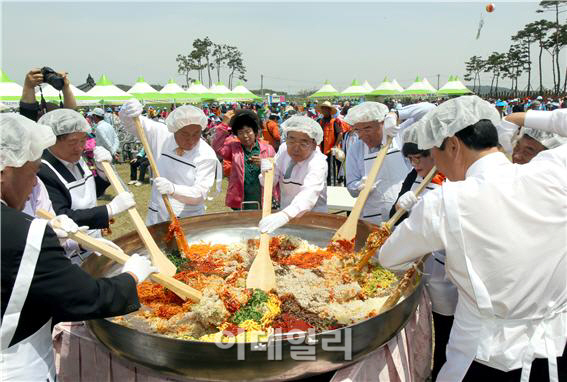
[1,0,564,94]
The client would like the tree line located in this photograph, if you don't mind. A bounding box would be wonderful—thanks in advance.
[465,0,567,97]
[176,36,247,89]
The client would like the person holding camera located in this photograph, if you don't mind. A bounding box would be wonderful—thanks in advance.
[19,68,77,122]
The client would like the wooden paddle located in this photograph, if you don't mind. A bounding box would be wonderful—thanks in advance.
[99,161,177,277]
[36,209,201,302]
[355,166,437,271]
[246,159,276,292]
[378,257,425,314]
[331,136,393,245]
[133,116,190,258]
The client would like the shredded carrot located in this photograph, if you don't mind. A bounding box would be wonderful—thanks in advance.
[278,249,335,269]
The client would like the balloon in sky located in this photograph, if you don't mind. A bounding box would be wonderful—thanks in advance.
[486,3,495,13]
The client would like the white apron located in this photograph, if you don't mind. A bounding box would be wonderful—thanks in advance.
[361,144,405,224]
[146,149,221,225]
[423,251,458,316]
[280,163,327,214]
[437,182,564,382]
[42,158,100,263]
[0,218,56,382]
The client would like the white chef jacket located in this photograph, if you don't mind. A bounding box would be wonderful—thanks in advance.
[378,149,567,381]
[95,120,119,155]
[22,177,54,218]
[129,117,219,225]
[345,135,410,224]
[272,142,328,218]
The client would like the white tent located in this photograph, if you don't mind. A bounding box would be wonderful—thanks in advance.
[159,79,187,95]
[421,78,438,92]
[362,80,374,92]
[209,82,231,95]
[308,80,339,98]
[340,79,370,97]
[36,83,86,97]
[186,80,209,95]
[85,74,133,103]
[231,81,261,100]
[127,76,158,94]
[402,76,437,95]
[0,69,23,102]
[391,79,405,93]
[437,76,473,95]
[369,77,400,96]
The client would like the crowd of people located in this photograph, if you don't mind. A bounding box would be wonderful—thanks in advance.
[1,68,566,382]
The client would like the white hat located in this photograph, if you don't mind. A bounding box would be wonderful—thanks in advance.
[522,127,567,149]
[414,95,501,150]
[344,101,389,126]
[165,105,207,133]
[281,115,324,145]
[0,113,56,171]
[90,107,105,117]
[38,108,91,136]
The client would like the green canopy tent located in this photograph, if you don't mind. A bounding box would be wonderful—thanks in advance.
[402,76,437,96]
[81,74,134,105]
[230,81,262,101]
[369,77,401,96]
[127,76,165,101]
[309,80,339,99]
[340,79,370,97]
[159,79,200,104]
[0,69,23,103]
[203,82,233,101]
[437,75,473,95]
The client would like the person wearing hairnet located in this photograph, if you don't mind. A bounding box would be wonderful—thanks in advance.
[344,102,417,225]
[258,116,327,233]
[0,113,157,382]
[37,109,135,263]
[119,100,220,225]
[510,126,566,164]
[376,96,566,381]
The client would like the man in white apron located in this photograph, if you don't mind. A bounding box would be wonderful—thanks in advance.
[119,100,221,225]
[0,113,157,382]
[344,101,412,225]
[258,115,327,233]
[377,96,567,381]
[37,109,135,261]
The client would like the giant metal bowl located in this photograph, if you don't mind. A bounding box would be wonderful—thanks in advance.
[83,211,423,381]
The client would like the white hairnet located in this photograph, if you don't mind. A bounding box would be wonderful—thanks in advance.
[414,95,501,150]
[38,108,90,136]
[402,125,418,145]
[0,113,56,171]
[344,102,389,126]
[522,127,567,149]
[282,115,324,145]
[165,105,207,133]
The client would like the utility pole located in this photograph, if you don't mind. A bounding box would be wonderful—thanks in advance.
[260,74,264,96]
[437,74,440,90]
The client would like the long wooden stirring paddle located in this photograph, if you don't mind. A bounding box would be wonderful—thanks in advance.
[99,161,177,277]
[133,116,190,257]
[355,166,437,271]
[36,209,201,302]
[246,159,276,292]
[331,136,394,247]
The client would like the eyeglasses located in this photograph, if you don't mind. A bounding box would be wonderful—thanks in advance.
[353,126,377,136]
[286,136,313,149]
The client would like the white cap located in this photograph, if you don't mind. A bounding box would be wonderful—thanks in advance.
[281,115,324,144]
[522,127,567,149]
[90,107,105,117]
[344,102,389,126]
[402,124,418,145]
[0,113,56,171]
[38,109,91,136]
[414,95,501,150]
[165,105,207,133]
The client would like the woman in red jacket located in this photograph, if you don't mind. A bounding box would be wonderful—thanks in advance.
[213,110,278,210]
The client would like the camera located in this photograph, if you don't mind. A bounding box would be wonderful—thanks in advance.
[41,67,65,91]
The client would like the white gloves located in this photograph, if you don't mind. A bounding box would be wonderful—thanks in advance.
[498,118,521,154]
[93,146,112,163]
[356,177,379,193]
[154,177,175,195]
[260,158,273,173]
[331,147,345,162]
[397,191,418,211]
[121,253,159,284]
[259,211,290,234]
[48,214,87,238]
[118,99,143,129]
[383,113,399,137]
[107,192,136,217]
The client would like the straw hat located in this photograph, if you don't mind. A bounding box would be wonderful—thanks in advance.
[316,101,338,115]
